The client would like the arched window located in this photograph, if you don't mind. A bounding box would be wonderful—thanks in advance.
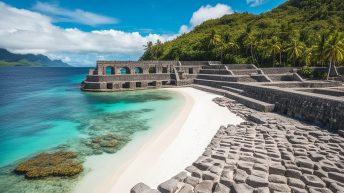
[105,66,115,75]
[134,67,143,74]
[120,67,131,75]
[149,67,157,74]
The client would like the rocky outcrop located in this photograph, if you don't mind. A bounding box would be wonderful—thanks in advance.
[131,97,344,193]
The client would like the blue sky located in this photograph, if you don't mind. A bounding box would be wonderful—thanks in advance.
[0,0,286,66]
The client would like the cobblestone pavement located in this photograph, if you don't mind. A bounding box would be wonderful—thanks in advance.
[131,97,344,193]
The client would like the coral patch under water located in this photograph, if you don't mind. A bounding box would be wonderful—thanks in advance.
[84,134,129,154]
[14,151,83,179]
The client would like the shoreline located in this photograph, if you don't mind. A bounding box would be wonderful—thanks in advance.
[73,87,244,193]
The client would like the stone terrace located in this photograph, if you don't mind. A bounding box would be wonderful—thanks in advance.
[131,97,344,193]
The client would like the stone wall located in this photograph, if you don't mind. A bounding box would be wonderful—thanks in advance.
[86,74,172,82]
[179,61,210,66]
[225,64,257,69]
[238,84,344,132]
[261,67,296,74]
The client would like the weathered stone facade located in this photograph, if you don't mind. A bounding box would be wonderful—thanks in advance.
[81,60,205,91]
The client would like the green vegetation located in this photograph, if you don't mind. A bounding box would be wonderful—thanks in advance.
[300,66,313,78]
[141,0,344,68]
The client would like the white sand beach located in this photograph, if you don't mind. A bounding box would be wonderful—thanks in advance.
[73,87,243,193]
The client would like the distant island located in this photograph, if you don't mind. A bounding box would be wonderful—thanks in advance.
[0,48,70,67]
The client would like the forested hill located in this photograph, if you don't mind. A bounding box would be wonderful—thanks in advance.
[141,0,344,67]
[0,48,70,67]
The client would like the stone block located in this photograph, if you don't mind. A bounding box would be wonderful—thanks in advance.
[287,177,305,189]
[269,164,286,176]
[184,176,200,187]
[178,184,193,193]
[268,174,287,184]
[194,180,213,193]
[301,174,326,188]
[232,183,254,193]
[246,175,269,188]
[158,179,180,193]
[131,183,151,193]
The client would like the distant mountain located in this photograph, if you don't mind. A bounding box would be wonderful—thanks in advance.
[0,48,70,67]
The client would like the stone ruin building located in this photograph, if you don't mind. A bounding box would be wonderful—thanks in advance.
[81,60,344,134]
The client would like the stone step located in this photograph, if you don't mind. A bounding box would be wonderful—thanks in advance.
[194,78,241,89]
[225,64,257,70]
[196,74,258,82]
[199,69,231,75]
[197,74,239,82]
[267,73,294,81]
[192,84,275,112]
[222,86,244,94]
[202,65,227,70]
[231,69,259,75]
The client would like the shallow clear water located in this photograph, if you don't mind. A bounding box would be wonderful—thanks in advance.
[0,67,184,192]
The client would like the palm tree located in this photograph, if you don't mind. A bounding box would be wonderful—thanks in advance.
[285,39,305,67]
[208,30,222,50]
[314,33,329,67]
[302,47,314,66]
[243,33,258,65]
[325,32,344,79]
[268,36,282,67]
[144,41,153,51]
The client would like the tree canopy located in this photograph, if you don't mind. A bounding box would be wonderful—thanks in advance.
[140,0,344,67]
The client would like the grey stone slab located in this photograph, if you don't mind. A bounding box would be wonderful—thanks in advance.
[246,175,269,188]
[268,174,287,184]
[302,174,326,188]
[213,183,230,193]
[131,183,151,193]
[268,183,291,193]
[290,186,308,193]
[194,180,213,193]
[287,177,305,189]
[177,184,194,193]
[269,164,286,176]
[173,172,188,182]
[232,183,254,193]
[184,176,200,187]
[158,179,180,193]
[328,172,344,184]
[285,168,302,178]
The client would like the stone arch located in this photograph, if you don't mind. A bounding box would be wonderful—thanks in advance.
[134,67,143,74]
[149,66,157,74]
[120,67,131,75]
[105,66,115,75]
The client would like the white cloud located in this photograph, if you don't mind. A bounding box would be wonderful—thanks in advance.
[179,25,191,34]
[179,3,233,34]
[190,4,233,27]
[0,2,176,66]
[32,1,118,26]
[247,0,265,7]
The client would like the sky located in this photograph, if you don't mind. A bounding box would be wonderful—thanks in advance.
[0,0,286,66]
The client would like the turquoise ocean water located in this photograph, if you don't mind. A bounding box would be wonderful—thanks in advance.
[0,67,185,192]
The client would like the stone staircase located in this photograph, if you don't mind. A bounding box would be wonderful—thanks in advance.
[193,65,275,112]
[192,84,275,112]
[196,65,259,83]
